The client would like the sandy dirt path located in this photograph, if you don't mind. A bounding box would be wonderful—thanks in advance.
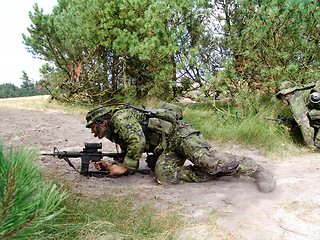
[1,106,320,240]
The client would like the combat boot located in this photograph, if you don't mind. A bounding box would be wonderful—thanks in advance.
[250,165,276,193]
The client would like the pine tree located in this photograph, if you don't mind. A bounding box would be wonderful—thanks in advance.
[23,0,213,103]
[218,0,320,94]
[0,141,66,239]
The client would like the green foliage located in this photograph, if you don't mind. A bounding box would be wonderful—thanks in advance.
[22,0,320,112]
[0,84,20,99]
[34,192,182,239]
[23,0,214,104]
[0,72,47,98]
[216,0,320,101]
[0,141,66,239]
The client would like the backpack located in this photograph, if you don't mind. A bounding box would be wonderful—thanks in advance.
[143,102,183,153]
[104,101,183,141]
[158,101,183,120]
[144,101,183,123]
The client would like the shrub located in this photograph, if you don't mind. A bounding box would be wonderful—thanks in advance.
[0,140,66,239]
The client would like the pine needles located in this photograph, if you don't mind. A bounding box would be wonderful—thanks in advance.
[0,140,66,239]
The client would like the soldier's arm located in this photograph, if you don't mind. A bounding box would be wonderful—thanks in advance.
[289,92,315,146]
[112,111,146,169]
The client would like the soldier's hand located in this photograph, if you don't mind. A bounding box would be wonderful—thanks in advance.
[109,165,129,177]
[94,160,110,171]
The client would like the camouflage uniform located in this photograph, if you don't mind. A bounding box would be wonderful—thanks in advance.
[100,108,258,184]
[155,121,257,183]
[277,81,320,147]
[287,90,316,146]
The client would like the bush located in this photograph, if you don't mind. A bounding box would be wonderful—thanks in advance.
[181,97,308,156]
[0,140,66,239]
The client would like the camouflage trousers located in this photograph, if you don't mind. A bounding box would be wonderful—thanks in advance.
[316,131,320,148]
[155,132,258,184]
[299,124,320,147]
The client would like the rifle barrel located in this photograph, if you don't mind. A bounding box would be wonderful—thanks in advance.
[41,151,81,158]
[42,151,125,158]
[263,117,296,124]
[263,117,281,121]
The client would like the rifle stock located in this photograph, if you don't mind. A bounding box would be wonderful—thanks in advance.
[42,142,125,177]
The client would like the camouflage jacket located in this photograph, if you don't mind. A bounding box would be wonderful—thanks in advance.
[103,108,148,169]
[103,108,201,169]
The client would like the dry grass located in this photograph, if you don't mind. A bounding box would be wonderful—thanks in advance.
[0,95,50,111]
[0,95,88,115]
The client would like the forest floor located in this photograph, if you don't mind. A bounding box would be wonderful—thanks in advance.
[1,97,320,240]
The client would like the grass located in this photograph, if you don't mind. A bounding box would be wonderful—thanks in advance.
[0,95,51,111]
[0,95,89,115]
[181,100,312,157]
[32,191,183,239]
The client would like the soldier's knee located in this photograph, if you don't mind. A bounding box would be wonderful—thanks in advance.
[155,155,180,184]
[155,166,180,184]
[199,149,238,174]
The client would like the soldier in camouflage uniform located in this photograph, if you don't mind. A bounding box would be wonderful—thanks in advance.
[276,80,320,148]
[85,104,276,192]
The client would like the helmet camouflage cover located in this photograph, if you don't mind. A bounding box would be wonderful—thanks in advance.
[85,106,112,128]
[276,80,300,98]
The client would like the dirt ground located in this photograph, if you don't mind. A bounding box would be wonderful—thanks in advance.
[1,104,320,240]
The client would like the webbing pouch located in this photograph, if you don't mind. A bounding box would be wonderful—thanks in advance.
[147,118,173,135]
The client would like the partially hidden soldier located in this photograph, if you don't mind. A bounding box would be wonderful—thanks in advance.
[85,103,276,193]
[276,80,320,148]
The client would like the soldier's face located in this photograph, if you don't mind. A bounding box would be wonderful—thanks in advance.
[279,93,292,105]
[89,123,106,139]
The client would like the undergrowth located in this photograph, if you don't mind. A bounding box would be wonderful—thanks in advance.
[32,190,183,240]
[180,96,311,157]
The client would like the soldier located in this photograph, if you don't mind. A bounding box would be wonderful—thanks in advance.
[85,104,276,193]
[276,80,320,148]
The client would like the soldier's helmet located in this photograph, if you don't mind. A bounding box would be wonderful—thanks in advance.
[309,91,320,104]
[276,80,300,99]
[85,106,112,128]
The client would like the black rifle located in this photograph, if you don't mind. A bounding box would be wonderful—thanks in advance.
[42,142,125,177]
[264,116,296,125]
